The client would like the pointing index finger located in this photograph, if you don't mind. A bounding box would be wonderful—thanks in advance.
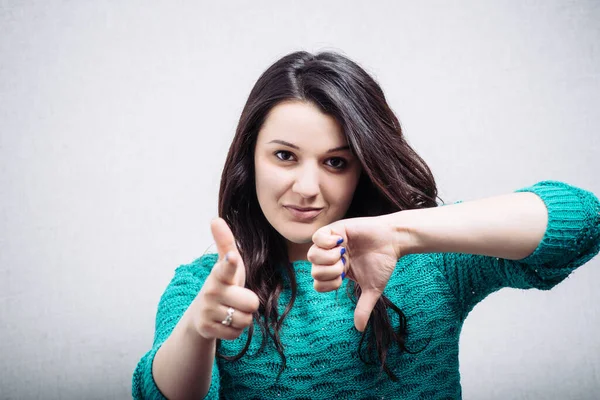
[213,251,238,286]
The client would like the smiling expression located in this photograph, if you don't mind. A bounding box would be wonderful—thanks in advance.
[253,101,362,259]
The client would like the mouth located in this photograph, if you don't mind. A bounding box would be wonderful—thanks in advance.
[284,205,324,221]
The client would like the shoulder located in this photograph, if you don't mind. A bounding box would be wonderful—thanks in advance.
[173,253,219,283]
[157,253,219,307]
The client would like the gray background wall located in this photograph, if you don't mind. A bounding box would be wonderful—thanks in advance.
[1,1,599,399]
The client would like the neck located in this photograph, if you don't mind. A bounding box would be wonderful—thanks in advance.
[287,241,312,262]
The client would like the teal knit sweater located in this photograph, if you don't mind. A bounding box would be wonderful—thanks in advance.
[132,181,600,399]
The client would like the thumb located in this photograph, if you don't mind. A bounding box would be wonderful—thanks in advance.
[210,218,241,285]
[211,218,238,260]
[312,221,346,249]
[354,289,381,332]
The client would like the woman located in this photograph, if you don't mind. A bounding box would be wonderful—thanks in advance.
[132,51,600,399]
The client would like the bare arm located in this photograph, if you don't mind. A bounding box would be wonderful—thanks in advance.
[149,220,259,400]
[309,181,599,330]
[152,305,216,399]
[396,192,548,260]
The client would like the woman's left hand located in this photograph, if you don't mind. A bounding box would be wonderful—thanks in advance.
[308,214,404,332]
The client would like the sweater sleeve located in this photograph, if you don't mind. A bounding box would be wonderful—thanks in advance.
[434,181,600,321]
[132,253,221,399]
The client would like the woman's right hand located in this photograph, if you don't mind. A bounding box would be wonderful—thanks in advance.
[187,218,260,341]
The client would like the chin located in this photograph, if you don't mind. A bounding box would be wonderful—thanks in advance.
[283,234,314,244]
[278,227,315,244]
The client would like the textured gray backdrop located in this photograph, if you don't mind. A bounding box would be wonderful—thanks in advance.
[1,1,599,399]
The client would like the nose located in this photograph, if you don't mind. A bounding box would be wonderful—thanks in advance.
[292,163,320,199]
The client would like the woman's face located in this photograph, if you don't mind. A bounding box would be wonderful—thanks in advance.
[254,101,362,257]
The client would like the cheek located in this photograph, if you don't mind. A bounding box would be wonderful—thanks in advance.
[323,174,360,210]
[338,181,358,208]
[255,163,289,204]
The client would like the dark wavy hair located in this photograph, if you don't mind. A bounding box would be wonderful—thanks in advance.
[217,51,439,380]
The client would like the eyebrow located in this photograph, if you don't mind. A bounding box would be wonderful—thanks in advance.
[267,140,350,153]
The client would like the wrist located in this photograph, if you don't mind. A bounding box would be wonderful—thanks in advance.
[388,209,424,257]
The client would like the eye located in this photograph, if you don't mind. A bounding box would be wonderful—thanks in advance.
[325,157,348,170]
[274,150,296,162]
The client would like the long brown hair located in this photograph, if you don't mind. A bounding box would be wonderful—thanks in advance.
[217,51,439,380]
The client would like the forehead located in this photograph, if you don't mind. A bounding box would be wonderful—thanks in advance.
[257,101,345,148]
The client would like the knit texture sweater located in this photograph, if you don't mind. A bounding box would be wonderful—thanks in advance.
[132,181,600,399]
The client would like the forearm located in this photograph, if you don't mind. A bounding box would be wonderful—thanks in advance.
[152,306,216,400]
[395,192,548,260]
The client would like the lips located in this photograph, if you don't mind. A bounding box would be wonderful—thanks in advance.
[284,205,323,221]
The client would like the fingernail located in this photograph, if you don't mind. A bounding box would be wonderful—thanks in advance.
[341,255,346,265]
[341,271,346,280]
[336,237,344,245]
[340,247,346,256]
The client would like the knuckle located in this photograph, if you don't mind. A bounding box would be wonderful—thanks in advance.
[202,288,219,303]
[334,263,344,275]
[313,280,325,292]
[311,268,326,281]
[203,280,222,297]
[310,267,319,280]
[306,246,315,259]
[201,326,216,339]
[311,230,321,243]
[238,315,251,328]
[331,248,343,262]
[224,329,241,341]
[250,298,260,312]
[197,321,212,337]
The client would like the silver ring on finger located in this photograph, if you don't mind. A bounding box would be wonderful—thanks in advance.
[221,307,235,326]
